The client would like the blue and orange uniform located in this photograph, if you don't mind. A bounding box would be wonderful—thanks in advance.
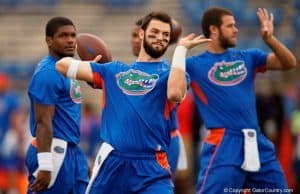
[26,54,89,194]
[186,49,289,193]
[87,60,186,194]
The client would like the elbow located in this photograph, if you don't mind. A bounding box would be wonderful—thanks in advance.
[284,59,297,71]
[290,56,297,69]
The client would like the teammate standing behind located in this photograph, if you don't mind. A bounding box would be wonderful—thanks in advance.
[26,17,89,193]
[56,11,210,194]
[180,7,296,193]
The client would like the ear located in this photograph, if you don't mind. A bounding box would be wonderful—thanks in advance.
[138,29,144,40]
[209,25,218,37]
[46,36,53,47]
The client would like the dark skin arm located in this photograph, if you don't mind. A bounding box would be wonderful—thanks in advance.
[30,103,54,192]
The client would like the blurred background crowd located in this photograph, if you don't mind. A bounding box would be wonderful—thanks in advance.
[0,0,300,193]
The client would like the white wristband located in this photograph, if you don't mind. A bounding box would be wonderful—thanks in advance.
[37,152,53,172]
[66,59,80,79]
[172,45,187,71]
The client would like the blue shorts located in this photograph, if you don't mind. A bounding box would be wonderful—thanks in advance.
[89,150,174,194]
[196,128,289,194]
[25,141,89,194]
[166,130,180,177]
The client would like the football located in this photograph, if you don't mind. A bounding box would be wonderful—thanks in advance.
[170,19,182,45]
[76,33,112,63]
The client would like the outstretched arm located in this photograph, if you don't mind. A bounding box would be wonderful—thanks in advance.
[167,34,211,102]
[257,8,296,70]
[55,55,102,82]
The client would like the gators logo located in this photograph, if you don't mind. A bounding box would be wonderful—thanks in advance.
[208,60,247,86]
[116,69,159,95]
[70,79,82,103]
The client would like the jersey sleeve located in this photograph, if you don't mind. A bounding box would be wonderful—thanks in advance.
[29,70,63,105]
[186,56,194,75]
[89,61,114,89]
[247,48,268,72]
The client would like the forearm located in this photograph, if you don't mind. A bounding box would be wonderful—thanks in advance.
[265,36,296,69]
[56,57,93,82]
[36,122,53,153]
[168,46,188,102]
[168,68,187,101]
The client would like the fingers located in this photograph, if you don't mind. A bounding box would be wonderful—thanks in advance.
[257,8,273,23]
[93,54,102,62]
[182,33,195,40]
[30,179,48,192]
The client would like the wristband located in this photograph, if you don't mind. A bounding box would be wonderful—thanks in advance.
[171,45,187,71]
[37,152,53,172]
[66,59,80,79]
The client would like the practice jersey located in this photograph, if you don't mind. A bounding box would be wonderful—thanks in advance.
[186,49,268,130]
[28,55,81,144]
[90,61,186,153]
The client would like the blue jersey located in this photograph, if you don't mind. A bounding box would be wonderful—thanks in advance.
[28,55,82,144]
[90,61,179,153]
[186,49,268,130]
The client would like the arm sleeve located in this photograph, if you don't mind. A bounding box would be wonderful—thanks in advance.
[29,70,63,105]
[247,48,268,72]
[90,61,114,89]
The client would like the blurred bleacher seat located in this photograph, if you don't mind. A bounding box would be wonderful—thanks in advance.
[0,0,58,13]
[102,0,148,7]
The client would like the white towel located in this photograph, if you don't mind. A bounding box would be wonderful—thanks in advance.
[177,133,188,170]
[85,142,114,194]
[33,138,67,188]
[241,129,260,172]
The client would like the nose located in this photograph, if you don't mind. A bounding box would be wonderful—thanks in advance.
[156,33,164,41]
[67,35,75,43]
[234,26,239,33]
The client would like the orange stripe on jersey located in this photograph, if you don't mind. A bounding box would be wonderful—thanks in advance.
[93,72,103,89]
[155,152,169,170]
[190,81,208,105]
[164,99,176,120]
[254,66,266,79]
[205,128,225,145]
[31,138,38,148]
[93,72,106,108]
[170,129,179,138]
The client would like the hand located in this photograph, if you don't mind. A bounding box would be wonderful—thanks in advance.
[93,55,102,62]
[30,170,51,192]
[178,33,212,50]
[257,8,274,41]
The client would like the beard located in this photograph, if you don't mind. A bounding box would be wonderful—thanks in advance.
[219,31,236,49]
[143,35,168,59]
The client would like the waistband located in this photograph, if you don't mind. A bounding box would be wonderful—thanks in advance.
[209,127,261,137]
[110,149,167,160]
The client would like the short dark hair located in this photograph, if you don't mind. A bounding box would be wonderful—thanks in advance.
[135,17,143,26]
[140,11,172,32]
[46,17,75,37]
[201,7,233,38]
